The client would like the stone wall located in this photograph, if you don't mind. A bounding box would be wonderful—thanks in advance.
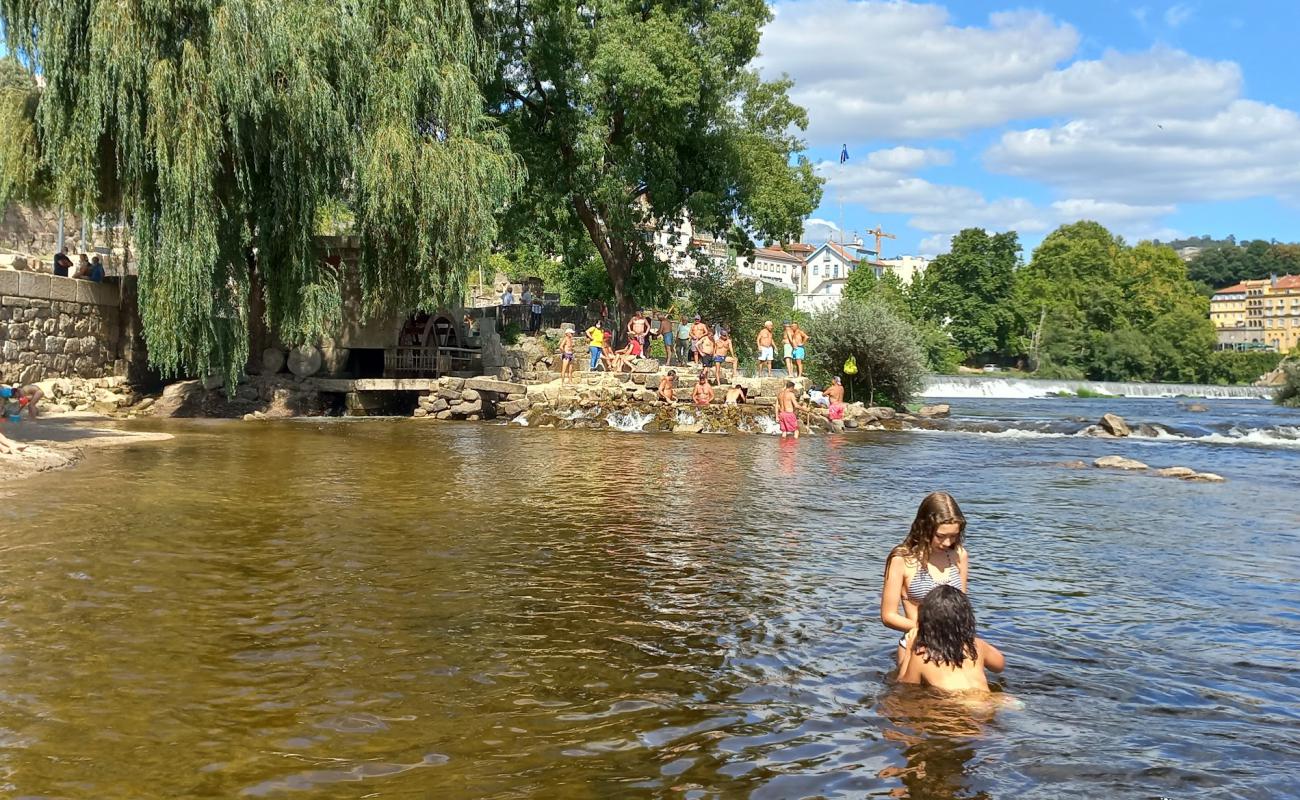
[0,270,124,384]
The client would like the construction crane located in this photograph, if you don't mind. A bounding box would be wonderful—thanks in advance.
[865,225,896,260]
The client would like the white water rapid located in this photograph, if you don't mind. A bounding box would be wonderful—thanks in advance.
[921,376,1272,400]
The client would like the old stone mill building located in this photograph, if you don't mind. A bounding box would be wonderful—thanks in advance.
[0,233,586,416]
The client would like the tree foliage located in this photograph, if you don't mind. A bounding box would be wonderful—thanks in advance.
[806,297,925,407]
[1275,360,1300,408]
[485,0,822,318]
[1014,222,1216,382]
[684,266,799,361]
[0,1,523,385]
[911,228,1019,360]
[843,265,961,373]
[1187,240,1300,288]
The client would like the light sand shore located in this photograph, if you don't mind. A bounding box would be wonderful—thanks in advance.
[1,414,173,481]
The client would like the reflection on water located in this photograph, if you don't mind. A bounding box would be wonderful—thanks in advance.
[1,399,1298,799]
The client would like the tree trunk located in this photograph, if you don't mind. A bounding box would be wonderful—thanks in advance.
[573,196,637,325]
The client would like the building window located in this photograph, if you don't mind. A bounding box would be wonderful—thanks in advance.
[813,265,819,276]
[833,265,840,278]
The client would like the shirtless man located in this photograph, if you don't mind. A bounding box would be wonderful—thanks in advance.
[689,316,709,363]
[627,311,650,359]
[756,321,775,377]
[826,375,845,421]
[696,329,716,377]
[782,322,795,375]
[692,373,715,405]
[712,331,735,383]
[9,383,44,419]
[559,330,576,384]
[776,380,800,439]
[790,322,809,378]
[725,383,746,405]
[658,370,678,404]
[657,313,674,366]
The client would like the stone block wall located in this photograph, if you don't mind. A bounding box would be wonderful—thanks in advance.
[0,269,123,384]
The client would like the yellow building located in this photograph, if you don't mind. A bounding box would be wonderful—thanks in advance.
[1216,274,1300,352]
[1253,274,1300,353]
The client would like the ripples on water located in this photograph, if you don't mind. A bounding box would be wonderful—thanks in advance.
[1,398,1298,798]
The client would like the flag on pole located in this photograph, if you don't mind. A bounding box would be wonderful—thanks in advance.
[839,144,849,164]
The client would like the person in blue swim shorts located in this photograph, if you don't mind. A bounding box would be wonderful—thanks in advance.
[789,321,808,378]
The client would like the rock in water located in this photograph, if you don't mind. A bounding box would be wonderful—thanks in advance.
[1185,472,1226,483]
[1094,455,1148,470]
[918,403,951,418]
[1098,413,1131,437]
[1155,466,1197,478]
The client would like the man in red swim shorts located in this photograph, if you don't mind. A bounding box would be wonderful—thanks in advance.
[776,380,800,439]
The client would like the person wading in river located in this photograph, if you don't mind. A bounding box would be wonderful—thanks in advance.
[896,585,1005,693]
[826,376,845,421]
[776,381,800,439]
[880,491,970,664]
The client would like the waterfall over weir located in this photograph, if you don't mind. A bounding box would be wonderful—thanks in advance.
[921,375,1273,400]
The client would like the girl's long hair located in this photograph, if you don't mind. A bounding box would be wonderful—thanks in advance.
[915,584,979,668]
[888,491,967,569]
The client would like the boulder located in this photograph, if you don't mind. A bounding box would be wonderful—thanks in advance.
[441,377,465,391]
[261,347,286,374]
[464,377,528,395]
[1093,455,1148,471]
[1098,413,1130,437]
[452,398,483,416]
[1184,403,1209,413]
[436,388,463,401]
[866,406,896,420]
[287,344,322,378]
[1185,472,1226,483]
[1154,466,1197,478]
[430,397,449,413]
[918,403,951,418]
[497,399,530,417]
[631,358,660,374]
[1059,460,1090,469]
[460,388,480,403]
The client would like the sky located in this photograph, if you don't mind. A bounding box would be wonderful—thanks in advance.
[756,0,1300,258]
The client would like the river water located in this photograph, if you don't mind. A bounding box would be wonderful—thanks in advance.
[2,397,1298,799]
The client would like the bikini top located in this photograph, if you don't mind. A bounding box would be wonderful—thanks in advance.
[906,553,961,602]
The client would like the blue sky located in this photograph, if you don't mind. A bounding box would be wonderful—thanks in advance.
[757,0,1300,258]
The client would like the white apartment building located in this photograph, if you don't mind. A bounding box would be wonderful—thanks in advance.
[735,245,803,290]
[802,241,868,293]
[645,209,731,280]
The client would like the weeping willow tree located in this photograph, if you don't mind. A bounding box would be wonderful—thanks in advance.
[0,0,523,385]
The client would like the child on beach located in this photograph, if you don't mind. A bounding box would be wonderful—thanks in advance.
[896,584,1004,693]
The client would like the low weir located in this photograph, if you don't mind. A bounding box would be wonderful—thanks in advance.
[921,375,1273,400]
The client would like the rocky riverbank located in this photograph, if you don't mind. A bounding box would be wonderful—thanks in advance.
[1,417,173,481]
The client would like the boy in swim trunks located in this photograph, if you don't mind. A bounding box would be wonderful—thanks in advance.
[776,380,800,439]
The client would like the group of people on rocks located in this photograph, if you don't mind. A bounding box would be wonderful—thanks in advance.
[53,250,106,282]
[564,310,812,382]
[884,492,1006,693]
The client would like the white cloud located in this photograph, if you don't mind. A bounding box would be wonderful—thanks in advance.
[817,149,1182,254]
[758,1,1239,141]
[802,218,841,244]
[1164,4,1193,28]
[864,147,954,171]
[987,100,1300,204]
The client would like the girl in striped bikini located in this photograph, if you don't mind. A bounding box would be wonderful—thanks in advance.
[881,492,970,663]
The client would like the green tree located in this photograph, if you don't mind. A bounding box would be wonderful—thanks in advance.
[843,265,960,373]
[485,1,822,319]
[1275,360,1300,408]
[806,297,926,407]
[911,228,1020,360]
[1015,222,1217,382]
[1187,240,1300,288]
[685,267,798,361]
[0,1,523,385]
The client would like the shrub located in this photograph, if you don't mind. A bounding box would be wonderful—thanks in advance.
[648,338,667,359]
[1204,350,1284,385]
[806,297,926,407]
[1275,361,1300,408]
[500,321,522,345]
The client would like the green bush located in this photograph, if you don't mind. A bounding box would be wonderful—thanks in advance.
[500,321,522,345]
[1275,361,1300,408]
[648,338,667,359]
[1204,350,1284,385]
[806,297,926,407]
